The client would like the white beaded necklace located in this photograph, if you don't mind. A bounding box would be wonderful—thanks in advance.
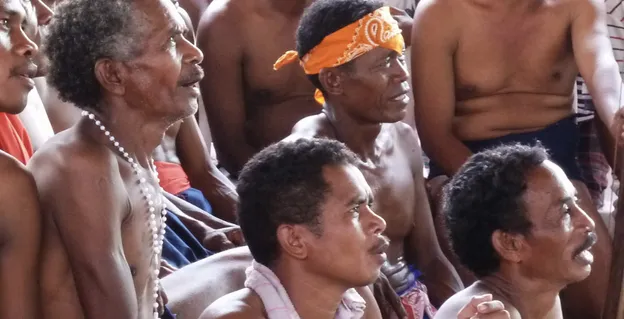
[81,111,167,319]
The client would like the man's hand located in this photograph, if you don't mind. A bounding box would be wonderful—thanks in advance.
[157,282,169,316]
[610,108,624,146]
[372,272,407,319]
[159,259,178,278]
[457,294,510,319]
[390,6,413,47]
[202,226,245,252]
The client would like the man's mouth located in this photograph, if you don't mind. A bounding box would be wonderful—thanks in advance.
[371,236,390,256]
[574,232,597,265]
[179,67,205,88]
[12,62,38,80]
[389,89,410,102]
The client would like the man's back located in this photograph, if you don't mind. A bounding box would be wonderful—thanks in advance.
[200,288,267,319]
[197,0,320,173]
[412,0,579,141]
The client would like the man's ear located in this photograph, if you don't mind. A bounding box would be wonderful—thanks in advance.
[94,58,127,96]
[492,230,526,263]
[318,67,345,97]
[276,224,309,260]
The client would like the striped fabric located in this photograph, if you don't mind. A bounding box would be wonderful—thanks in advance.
[575,0,623,205]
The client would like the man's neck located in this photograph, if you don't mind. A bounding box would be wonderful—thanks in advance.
[480,271,563,318]
[324,105,386,160]
[273,262,349,319]
[85,99,174,168]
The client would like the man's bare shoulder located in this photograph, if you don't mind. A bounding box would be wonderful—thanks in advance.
[0,151,33,190]
[287,114,335,141]
[197,0,246,37]
[27,128,117,199]
[200,288,266,319]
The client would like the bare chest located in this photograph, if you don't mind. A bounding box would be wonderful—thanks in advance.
[241,18,316,105]
[454,3,578,98]
[358,153,416,238]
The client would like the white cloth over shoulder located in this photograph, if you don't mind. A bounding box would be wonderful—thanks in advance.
[244,260,367,319]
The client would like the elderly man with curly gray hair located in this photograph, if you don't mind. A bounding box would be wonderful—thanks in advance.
[27,0,205,317]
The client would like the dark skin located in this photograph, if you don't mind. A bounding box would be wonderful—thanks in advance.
[0,2,46,316]
[286,47,462,306]
[154,6,238,223]
[411,0,617,315]
[29,0,205,317]
[0,152,41,319]
[436,161,595,319]
[196,1,419,176]
[196,0,320,175]
[178,0,212,29]
[201,165,388,319]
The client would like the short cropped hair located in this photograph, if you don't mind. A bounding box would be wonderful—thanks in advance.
[45,0,142,111]
[237,138,358,267]
[443,144,549,277]
[295,0,384,90]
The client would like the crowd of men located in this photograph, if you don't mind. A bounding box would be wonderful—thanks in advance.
[1,0,623,318]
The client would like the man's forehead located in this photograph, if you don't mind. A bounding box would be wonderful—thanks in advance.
[524,161,575,207]
[134,0,185,30]
[323,164,371,202]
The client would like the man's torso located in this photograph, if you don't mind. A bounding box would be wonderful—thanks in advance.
[290,114,419,292]
[228,0,321,148]
[33,126,165,318]
[450,0,578,140]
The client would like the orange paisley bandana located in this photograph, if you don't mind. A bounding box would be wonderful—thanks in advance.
[273,6,405,104]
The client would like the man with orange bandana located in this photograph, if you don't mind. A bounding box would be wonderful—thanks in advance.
[273,0,463,317]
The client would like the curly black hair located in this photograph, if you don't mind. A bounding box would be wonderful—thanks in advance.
[442,143,548,278]
[295,0,384,91]
[44,0,142,110]
[237,138,358,267]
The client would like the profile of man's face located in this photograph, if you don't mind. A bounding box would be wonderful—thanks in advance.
[302,164,388,287]
[338,47,410,123]
[119,0,203,121]
[0,0,38,113]
[515,160,596,284]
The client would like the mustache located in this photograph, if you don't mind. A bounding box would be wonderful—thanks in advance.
[575,232,597,256]
[178,66,204,86]
[9,60,38,78]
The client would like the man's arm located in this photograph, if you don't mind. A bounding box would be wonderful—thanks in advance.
[411,0,472,176]
[0,157,41,319]
[400,125,463,306]
[29,151,138,318]
[176,116,239,223]
[572,0,624,136]
[197,7,256,175]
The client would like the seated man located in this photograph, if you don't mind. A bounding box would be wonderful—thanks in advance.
[201,138,389,318]
[410,0,624,314]
[436,144,598,319]
[28,0,227,317]
[154,2,238,224]
[0,0,50,317]
[280,0,462,315]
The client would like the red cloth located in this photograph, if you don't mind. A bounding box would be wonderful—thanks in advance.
[0,113,33,164]
[154,161,192,195]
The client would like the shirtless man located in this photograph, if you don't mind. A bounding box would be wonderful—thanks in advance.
[196,0,319,176]
[281,0,462,315]
[411,0,624,315]
[202,138,388,318]
[0,0,47,317]
[437,144,598,319]
[29,0,205,317]
[155,2,238,223]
